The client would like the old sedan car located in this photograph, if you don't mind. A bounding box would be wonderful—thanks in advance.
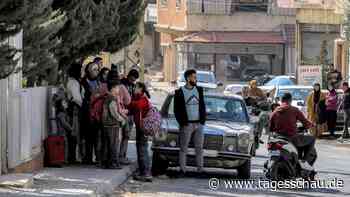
[152,92,256,179]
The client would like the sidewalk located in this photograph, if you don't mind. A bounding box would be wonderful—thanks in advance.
[0,142,137,197]
[150,82,174,94]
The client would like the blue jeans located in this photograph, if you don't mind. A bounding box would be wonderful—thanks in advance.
[136,127,150,176]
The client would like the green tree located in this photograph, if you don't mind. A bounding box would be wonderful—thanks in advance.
[0,0,26,79]
[23,0,65,86]
[52,0,145,78]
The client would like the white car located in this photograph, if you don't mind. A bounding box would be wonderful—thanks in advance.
[176,70,223,90]
[224,84,248,95]
[272,85,313,115]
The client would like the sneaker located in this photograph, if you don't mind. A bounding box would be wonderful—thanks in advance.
[133,174,146,181]
[144,175,153,182]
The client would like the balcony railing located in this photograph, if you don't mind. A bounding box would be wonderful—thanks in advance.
[187,0,270,15]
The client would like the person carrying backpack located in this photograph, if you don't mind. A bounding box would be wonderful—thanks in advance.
[129,82,152,182]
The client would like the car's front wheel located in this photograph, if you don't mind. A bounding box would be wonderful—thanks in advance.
[151,151,169,176]
[237,159,251,179]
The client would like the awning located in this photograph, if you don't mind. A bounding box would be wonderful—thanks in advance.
[174,31,285,44]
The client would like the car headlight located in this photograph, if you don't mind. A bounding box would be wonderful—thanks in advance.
[224,136,237,152]
[169,140,177,147]
[227,145,235,152]
[238,133,250,153]
[167,133,178,147]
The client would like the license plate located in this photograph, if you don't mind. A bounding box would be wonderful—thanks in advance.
[269,150,280,156]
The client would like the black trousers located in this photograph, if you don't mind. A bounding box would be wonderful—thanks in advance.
[66,132,77,163]
[84,122,100,163]
[326,110,337,135]
[136,127,150,176]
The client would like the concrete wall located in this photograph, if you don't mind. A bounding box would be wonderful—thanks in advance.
[186,12,295,31]
[157,0,186,29]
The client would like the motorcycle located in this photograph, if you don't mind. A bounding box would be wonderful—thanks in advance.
[264,127,317,181]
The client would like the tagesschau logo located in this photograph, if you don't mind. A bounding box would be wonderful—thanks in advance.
[208,178,344,191]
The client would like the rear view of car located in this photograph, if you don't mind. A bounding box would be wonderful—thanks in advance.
[176,70,222,90]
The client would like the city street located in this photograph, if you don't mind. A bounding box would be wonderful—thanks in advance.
[114,90,350,197]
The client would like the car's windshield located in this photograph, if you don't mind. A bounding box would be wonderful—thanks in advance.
[277,88,311,101]
[168,96,248,122]
[266,77,294,86]
[179,72,216,83]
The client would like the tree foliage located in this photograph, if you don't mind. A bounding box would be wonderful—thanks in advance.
[23,0,65,84]
[0,0,145,82]
[0,0,26,79]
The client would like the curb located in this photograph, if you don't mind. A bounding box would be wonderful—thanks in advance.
[31,162,138,197]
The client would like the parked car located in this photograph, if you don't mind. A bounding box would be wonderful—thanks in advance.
[272,86,312,115]
[176,70,223,90]
[152,92,256,179]
[260,75,297,94]
[264,75,296,86]
[224,84,248,95]
[240,68,267,81]
[272,86,344,132]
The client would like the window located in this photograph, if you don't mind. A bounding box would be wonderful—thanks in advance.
[160,0,168,7]
[176,0,181,9]
[231,0,268,12]
[205,97,247,122]
[195,53,214,65]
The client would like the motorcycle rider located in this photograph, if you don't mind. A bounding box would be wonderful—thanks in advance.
[270,92,316,166]
[246,80,266,103]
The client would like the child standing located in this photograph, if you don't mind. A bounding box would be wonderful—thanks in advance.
[101,82,127,169]
[129,82,152,182]
[55,99,74,164]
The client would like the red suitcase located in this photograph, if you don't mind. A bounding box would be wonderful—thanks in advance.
[44,136,65,167]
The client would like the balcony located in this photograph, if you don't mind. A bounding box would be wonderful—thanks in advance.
[187,0,270,15]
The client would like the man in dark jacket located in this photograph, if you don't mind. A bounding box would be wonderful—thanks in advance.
[174,69,206,176]
[342,82,350,139]
[270,93,316,166]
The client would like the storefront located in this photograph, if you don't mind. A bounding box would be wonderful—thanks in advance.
[174,31,286,82]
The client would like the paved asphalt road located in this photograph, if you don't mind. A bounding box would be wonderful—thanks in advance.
[114,90,350,197]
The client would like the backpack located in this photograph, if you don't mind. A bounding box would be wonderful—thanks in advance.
[141,106,162,137]
[90,93,108,123]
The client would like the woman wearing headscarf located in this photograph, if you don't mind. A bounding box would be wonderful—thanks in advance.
[326,84,339,138]
[306,83,326,138]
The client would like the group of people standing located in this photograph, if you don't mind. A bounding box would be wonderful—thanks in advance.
[307,81,350,139]
[55,57,153,182]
